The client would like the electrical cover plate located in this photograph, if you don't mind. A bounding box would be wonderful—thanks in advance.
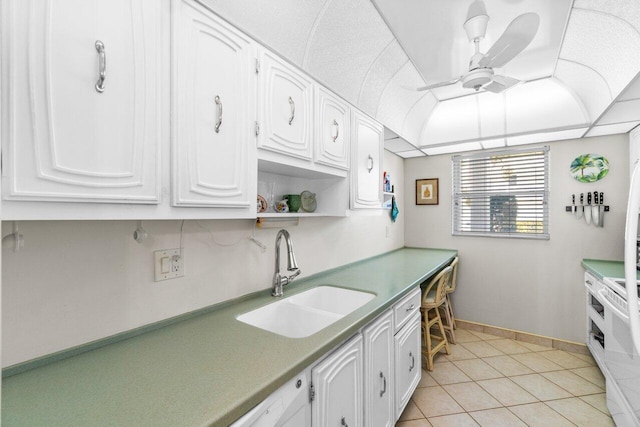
[154,248,184,282]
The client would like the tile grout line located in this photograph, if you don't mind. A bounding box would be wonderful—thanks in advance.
[401,328,612,427]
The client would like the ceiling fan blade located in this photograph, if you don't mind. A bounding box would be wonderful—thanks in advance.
[479,13,539,69]
[416,76,462,91]
[483,75,520,93]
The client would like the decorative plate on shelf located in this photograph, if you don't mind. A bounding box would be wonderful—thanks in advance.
[257,195,268,213]
[300,190,317,212]
[570,154,609,183]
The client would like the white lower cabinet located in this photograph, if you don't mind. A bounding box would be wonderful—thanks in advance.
[394,311,422,420]
[312,334,364,427]
[363,311,394,427]
[232,286,422,427]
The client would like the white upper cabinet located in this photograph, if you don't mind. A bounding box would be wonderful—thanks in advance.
[1,0,161,204]
[172,0,256,209]
[315,87,350,170]
[257,49,314,160]
[350,111,383,209]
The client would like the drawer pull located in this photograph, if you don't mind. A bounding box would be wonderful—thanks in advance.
[409,351,415,372]
[341,416,348,427]
[379,371,387,397]
[406,303,415,312]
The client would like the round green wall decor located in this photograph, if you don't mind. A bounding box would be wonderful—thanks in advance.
[570,154,609,183]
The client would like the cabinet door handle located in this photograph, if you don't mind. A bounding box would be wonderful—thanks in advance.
[406,303,415,312]
[95,40,106,93]
[409,352,415,372]
[332,119,339,142]
[214,95,223,133]
[379,371,387,397]
[341,416,348,427]
[367,154,374,173]
[288,96,295,125]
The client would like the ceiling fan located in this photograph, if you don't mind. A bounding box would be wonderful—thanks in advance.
[416,1,539,94]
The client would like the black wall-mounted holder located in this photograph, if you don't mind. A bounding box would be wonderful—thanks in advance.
[564,205,610,212]
[566,192,608,227]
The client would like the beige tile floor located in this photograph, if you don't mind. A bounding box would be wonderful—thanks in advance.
[396,328,614,427]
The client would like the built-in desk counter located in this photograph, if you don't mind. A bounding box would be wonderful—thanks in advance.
[2,247,457,426]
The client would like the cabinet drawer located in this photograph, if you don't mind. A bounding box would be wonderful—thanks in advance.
[584,272,599,294]
[393,287,421,333]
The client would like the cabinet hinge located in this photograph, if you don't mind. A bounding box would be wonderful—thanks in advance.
[309,383,315,402]
[255,58,260,74]
[255,121,260,137]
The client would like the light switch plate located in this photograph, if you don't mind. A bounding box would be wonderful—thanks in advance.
[154,248,184,282]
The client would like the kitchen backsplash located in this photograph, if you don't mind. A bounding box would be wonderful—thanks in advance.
[1,152,404,367]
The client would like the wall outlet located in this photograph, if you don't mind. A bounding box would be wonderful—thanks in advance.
[154,248,184,282]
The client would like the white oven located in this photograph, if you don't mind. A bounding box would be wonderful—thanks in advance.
[600,277,640,426]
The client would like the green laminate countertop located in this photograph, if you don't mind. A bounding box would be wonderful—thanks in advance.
[582,258,640,281]
[2,247,457,427]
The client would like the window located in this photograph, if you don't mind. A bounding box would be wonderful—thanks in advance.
[452,146,549,239]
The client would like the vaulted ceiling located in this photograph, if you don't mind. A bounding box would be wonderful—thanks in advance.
[201,0,640,156]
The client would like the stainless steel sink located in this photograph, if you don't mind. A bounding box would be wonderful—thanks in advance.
[236,286,376,338]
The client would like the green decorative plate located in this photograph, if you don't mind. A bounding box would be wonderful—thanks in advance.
[570,154,609,183]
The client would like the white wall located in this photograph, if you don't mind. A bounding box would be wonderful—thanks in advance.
[1,152,404,367]
[404,134,629,343]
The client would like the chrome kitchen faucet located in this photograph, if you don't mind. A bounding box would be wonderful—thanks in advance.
[272,229,301,297]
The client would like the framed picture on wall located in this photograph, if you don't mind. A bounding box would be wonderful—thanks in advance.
[416,178,439,205]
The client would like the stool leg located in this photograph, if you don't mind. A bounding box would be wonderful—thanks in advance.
[425,314,434,371]
[435,310,451,355]
[442,301,456,344]
[447,294,457,329]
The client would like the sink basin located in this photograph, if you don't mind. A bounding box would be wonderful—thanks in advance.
[236,286,376,338]
[287,286,377,315]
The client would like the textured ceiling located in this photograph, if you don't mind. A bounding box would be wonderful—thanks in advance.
[200,0,640,156]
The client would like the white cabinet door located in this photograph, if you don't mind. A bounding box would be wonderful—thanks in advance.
[257,49,313,160]
[350,111,383,209]
[394,311,422,420]
[172,0,256,208]
[312,334,363,427]
[315,87,350,170]
[363,311,394,427]
[2,0,161,203]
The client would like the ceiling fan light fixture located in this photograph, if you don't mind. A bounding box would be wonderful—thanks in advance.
[464,13,489,42]
[462,68,493,91]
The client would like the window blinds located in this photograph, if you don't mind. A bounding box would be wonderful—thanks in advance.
[452,146,550,239]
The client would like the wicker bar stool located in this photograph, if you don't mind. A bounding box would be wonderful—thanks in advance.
[442,257,459,344]
[421,265,452,371]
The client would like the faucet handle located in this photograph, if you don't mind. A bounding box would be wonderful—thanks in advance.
[288,269,301,281]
